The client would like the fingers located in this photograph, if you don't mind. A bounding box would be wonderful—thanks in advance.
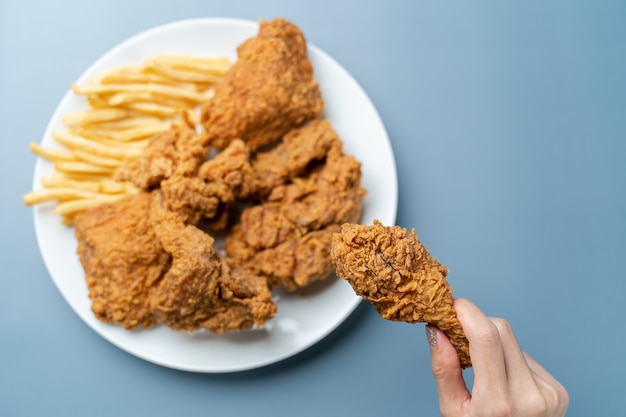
[426,298,569,416]
[525,353,570,417]
[489,317,538,393]
[451,299,570,417]
[453,299,509,401]
[426,325,471,416]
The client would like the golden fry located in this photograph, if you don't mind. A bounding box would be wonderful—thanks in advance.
[55,161,115,175]
[107,123,171,142]
[41,176,101,193]
[26,53,228,223]
[122,101,184,117]
[151,55,231,74]
[148,60,224,83]
[80,115,163,130]
[64,127,151,149]
[23,188,98,205]
[107,91,162,106]
[72,82,214,103]
[47,171,114,183]
[99,67,170,84]
[29,142,76,162]
[62,108,130,125]
[42,177,137,195]
[88,96,114,109]
[52,131,143,159]
[72,122,171,142]
[106,91,196,109]
[54,195,125,216]
[72,150,124,168]
[98,66,198,89]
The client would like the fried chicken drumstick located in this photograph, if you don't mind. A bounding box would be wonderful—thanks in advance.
[330,220,471,368]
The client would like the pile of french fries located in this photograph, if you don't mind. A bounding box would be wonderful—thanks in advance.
[24,54,231,225]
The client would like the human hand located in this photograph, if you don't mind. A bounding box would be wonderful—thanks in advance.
[426,298,569,417]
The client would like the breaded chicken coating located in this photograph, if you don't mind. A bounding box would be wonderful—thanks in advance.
[200,18,324,151]
[225,121,366,291]
[74,191,276,333]
[114,126,206,190]
[330,220,472,368]
[74,192,169,330]
[149,192,276,333]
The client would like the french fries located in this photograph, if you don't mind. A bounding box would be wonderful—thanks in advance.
[24,54,231,224]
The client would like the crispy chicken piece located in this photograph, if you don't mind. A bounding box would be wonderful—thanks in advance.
[195,138,257,229]
[252,224,340,290]
[74,192,169,330]
[240,125,364,249]
[206,257,278,333]
[198,138,256,200]
[200,18,324,151]
[149,192,276,333]
[148,192,223,331]
[250,118,338,198]
[114,126,206,190]
[330,220,472,368]
[159,138,256,228]
[116,121,257,227]
[225,122,366,290]
[75,190,276,333]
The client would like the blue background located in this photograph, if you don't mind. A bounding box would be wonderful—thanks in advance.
[1,1,624,416]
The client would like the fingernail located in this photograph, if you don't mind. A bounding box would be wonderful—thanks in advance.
[426,324,437,348]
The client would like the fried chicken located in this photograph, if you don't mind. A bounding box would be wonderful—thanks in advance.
[251,224,341,290]
[73,18,366,335]
[115,122,256,227]
[74,192,169,330]
[225,120,366,291]
[114,125,206,190]
[200,18,324,151]
[159,138,254,227]
[250,118,339,198]
[149,192,276,333]
[330,220,472,368]
[74,190,276,333]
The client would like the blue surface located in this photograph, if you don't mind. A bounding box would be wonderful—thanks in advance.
[1,1,625,415]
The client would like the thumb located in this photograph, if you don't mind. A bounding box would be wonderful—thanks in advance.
[426,325,471,416]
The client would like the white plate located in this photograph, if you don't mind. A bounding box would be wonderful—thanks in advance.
[32,18,398,373]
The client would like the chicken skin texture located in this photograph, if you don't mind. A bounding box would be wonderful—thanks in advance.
[225,120,366,291]
[114,125,255,227]
[149,192,276,333]
[114,126,206,190]
[74,192,169,330]
[74,191,276,333]
[160,138,256,227]
[200,18,324,151]
[249,118,340,198]
[330,220,472,368]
